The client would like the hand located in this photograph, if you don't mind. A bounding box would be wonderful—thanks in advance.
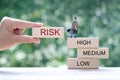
[0,17,43,51]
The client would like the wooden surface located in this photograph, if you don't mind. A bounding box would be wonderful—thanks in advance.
[77,47,109,58]
[32,27,64,38]
[67,58,99,69]
[67,38,99,48]
[0,67,120,80]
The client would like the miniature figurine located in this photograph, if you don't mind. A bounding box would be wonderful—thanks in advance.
[67,16,78,38]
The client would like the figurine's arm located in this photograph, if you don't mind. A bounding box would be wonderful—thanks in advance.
[75,22,78,32]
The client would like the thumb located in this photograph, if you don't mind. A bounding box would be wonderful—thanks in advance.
[15,35,40,44]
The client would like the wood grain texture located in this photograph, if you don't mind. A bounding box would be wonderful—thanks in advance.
[77,47,109,58]
[67,38,99,48]
[68,58,99,69]
[32,27,64,38]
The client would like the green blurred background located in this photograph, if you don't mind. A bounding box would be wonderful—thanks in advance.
[0,0,120,67]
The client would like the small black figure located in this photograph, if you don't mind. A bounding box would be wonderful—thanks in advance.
[67,16,78,38]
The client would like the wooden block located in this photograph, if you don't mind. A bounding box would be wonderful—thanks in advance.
[67,38,99,48]
[77,47,109,59]
[32,27,64,38]
[67,58,99,69]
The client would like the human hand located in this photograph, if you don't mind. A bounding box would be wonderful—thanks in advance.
[0,17,43,51]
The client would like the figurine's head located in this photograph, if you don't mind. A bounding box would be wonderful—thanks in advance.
[73,16,77,21]
[74,16,77,20]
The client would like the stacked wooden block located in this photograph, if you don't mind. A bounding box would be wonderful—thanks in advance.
[67,38,109,69]
[32,27,109,69]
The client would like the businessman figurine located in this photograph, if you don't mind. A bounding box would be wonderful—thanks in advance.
[67,16,78,38]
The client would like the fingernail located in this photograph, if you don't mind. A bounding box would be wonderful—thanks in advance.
[33,38,40,44]
[36,23,44,27]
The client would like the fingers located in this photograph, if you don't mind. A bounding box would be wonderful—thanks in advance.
[14,28,25,35]
[14,20,43,28]
[3,17,43,28]
[15,35,40,44]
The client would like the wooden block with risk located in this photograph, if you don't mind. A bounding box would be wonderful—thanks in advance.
[77,47,109,59]
[32,27,64,38]
[67,38,99,48]
[67,58,99,69]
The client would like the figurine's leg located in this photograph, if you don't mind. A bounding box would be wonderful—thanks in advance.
[70,32,72,38]
[74,33,77,38]
[70,29,73,38]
